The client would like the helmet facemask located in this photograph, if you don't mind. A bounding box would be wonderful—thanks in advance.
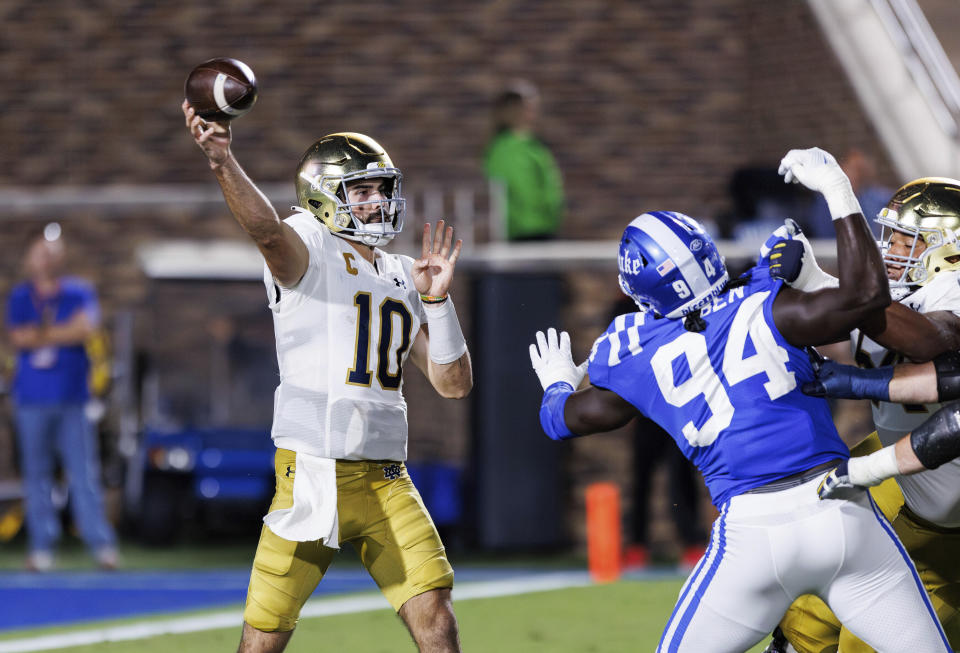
[299,167,405,247]
[295,133,406,247]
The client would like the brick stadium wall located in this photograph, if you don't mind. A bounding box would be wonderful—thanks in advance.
[0,0,899,549]
[1,1,898,220]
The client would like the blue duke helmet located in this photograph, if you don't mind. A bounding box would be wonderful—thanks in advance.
[617,211,728,318]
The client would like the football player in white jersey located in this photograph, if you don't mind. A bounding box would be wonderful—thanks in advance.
[767,178,960,652]
[182,101,472,653]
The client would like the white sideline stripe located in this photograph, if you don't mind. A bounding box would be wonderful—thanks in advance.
[0,572,592,652]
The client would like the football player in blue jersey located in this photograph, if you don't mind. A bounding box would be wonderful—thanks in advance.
[528,147,952,652]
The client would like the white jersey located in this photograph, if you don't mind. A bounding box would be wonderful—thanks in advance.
[264,210,426,461]
[853,270,960,526]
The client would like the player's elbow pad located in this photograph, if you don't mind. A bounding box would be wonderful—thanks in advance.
[910,400,960,470]
[540,381,577,441]
[934,352,960,401]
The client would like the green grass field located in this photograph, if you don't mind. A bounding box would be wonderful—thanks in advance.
[0,578,770,653]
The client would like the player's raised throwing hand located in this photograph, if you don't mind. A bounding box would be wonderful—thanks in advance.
[413,220,462,298]
[182,99,232,169]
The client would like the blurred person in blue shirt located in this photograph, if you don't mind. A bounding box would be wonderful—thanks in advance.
[6,231,117,571]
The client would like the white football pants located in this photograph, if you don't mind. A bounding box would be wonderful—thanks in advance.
[656,475,951,653]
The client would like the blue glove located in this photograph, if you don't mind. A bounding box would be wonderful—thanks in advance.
[757,218,807,283]
[767,240,805,283]
[757,218,802,264]
[801,349,892,401]
[757,218,839,291]
[817,460,861,500]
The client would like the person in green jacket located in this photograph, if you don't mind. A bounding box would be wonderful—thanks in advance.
[483,80,565,241]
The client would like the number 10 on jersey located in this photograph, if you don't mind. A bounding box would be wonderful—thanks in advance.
[347,292,413,390]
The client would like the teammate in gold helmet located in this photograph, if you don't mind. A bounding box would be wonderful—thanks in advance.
[877,177,960,298]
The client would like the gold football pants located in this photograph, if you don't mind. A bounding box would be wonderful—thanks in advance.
[243,449,454,632]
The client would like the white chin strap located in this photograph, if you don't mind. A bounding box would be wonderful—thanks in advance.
[358,231,394,246]
[335,228,394,247]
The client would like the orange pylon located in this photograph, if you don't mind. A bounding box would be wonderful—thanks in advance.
[585,482,621,583]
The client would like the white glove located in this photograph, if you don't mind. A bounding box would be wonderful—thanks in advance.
[778,147,861,221]
[790,229,838,292]
[529,328,589,390]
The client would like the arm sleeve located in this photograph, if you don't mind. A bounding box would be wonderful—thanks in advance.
[539,381,577,441]
[264,211,320,310]
[910,400,960,469]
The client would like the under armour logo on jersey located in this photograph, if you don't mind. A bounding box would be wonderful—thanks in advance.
[285,465,295,478]
[393,277,406,289]
[383,463,403,480]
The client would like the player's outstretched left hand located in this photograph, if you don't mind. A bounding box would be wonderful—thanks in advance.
[529,328,588,391]
[817,461,862,500]
[412,220,462,298]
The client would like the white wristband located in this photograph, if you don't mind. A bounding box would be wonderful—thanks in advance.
[847,445,900,487]
[824,181,862,221]
[422,297,468,365]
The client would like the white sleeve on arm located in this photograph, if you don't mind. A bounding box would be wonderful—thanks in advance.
[423,298,468,365]
[263,209,321,310]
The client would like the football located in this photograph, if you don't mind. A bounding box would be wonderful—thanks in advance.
[184,57,258,122]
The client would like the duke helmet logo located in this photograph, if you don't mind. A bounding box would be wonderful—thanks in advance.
[383,463,404,480]
[690,238,703,252]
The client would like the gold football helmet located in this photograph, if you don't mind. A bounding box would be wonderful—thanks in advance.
[295,132,404,246]
[877,177,960,290]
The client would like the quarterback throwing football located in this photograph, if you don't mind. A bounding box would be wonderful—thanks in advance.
[183,101,472,653]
